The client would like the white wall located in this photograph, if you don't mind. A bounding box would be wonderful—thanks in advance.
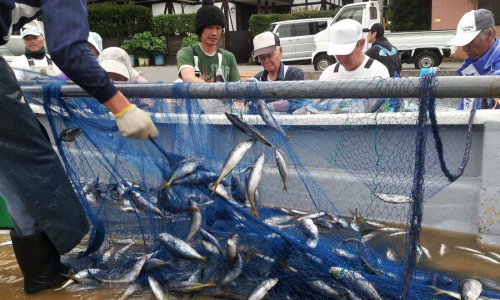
[152,2,237,31]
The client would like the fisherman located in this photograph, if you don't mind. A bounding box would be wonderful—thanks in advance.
[448,8,500,110]
[365,23,402,78]
[10,27,63,80]
[176,0,240,83]
[0,0,158,295]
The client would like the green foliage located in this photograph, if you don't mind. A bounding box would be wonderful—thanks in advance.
[152,13,195,37]
[181,33,199,48]
[386,0,431,31]
[121,31,167,58]
[88,3,152,38]
[249,9,339,37]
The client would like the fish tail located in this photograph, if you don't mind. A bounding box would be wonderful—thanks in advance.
[282,184,288,192]
[208,180,220,194]
[199,256,208,263]
[162,180,171,191]
[251,207,261,219]
[286,135,294,141]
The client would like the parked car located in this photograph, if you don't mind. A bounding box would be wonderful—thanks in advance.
[312,1,456,71]
[267,17,333,63]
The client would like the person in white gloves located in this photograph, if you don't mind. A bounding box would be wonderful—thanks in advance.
[0,0,158,295]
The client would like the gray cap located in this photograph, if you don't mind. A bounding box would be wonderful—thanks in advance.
[448,9,495,46]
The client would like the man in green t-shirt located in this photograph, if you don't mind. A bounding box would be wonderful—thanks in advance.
[176,0,240,83]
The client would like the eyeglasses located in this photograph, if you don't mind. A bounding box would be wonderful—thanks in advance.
[257,48,278,62]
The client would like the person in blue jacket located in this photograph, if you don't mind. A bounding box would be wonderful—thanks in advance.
[448,8,500,110]
[0,0,158,294]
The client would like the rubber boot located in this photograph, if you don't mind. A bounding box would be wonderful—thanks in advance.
[10,231,71,294]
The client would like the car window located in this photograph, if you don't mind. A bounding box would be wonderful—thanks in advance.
[317,21,328,32]
[336,7,363,24]
[276,24,292,38]
[294,23,312,37]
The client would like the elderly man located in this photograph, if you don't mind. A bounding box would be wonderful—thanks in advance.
[448,9,500,110]
[251,31,304,112]
[10,27,62,80]
[317,19,389,113]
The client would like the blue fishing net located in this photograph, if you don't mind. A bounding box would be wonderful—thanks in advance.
[18,75,500,300]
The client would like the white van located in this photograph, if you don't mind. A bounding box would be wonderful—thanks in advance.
[267,17,333,63]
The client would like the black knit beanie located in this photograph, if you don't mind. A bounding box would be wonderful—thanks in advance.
[195,0,226,35]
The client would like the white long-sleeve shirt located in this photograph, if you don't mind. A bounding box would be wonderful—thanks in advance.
[10,54,62,80]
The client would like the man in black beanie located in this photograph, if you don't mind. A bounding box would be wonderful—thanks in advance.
[365,23,402,78]
[177,0,240,83]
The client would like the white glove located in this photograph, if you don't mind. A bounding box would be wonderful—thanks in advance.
[114,104,159,139]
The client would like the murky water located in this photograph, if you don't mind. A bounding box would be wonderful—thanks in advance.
[0,226,499,299]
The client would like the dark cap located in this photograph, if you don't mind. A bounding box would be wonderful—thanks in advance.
[370,23,384,38]
[195,0,226,35]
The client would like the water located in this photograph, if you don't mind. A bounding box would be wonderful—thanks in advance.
[0,225,499,299]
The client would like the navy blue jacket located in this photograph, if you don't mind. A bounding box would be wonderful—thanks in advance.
[1,0,117,103]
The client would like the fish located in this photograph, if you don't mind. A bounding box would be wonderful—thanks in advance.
[256,99,291,140]
[97,254,149,283]
[75,220,105,258]
[226,233,239,264]
[296,212,326,222]
[130,190,164,218]
[224,112,274,147]
[307,280,342,297]
[117,283,142,300]
[168,280,217,292]
[209,139,255,192]
[430,286,461,299]
[55,268,105,290]
[246,153,265,218]
[248,278,279,300]
[148,276,167,300]
[477,278,500,292]
[455,245,485,255]
[158,232,207,262]
[59,127,81,142]
[221,253,243,285]
[472,253,500,265]
[200,228,224,254]
[172,169,229,187]
[82,178,102,206]
[263,215,295,227]
[460,279,482,300]
[373,192,412,204]
[143,258,173,271]
[163,157,199,191]
[185,199,202,241]
[329,267,383,300]
[274,147,288,192]
[298,218,319,248]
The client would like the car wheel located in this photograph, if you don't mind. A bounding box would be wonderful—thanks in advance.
[314,54,335,71]
[414,51,439,69]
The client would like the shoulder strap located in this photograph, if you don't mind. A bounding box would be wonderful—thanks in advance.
[217,48,222,70]
[191,45,201,76]
[283,65,289,78]
[46,55,53,65]
[333,63,340,73]
[364,58,374,69]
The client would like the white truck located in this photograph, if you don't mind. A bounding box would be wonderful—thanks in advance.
[312,1,457,71]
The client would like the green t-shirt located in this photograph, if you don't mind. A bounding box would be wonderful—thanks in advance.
[176,44,240,82]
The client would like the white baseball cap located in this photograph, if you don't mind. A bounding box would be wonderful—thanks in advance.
[21,27,43,39]
[253,31,280,57]
[100,60,130,80]
[88,31,103,54]
[328,19,363,56]
[448,9,495,46]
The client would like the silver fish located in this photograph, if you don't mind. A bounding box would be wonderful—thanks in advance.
[373,192,412,204]
[246,153,265,218]
[117,283,141,300]
[148,276,167,300]
[274,147,288,192]
[299,218,318,248]
[221,253,243,285]
[209,139,255,192]
[460,279,482,300]
[163,157,200,191]
[185,199,201,241]
[256,99,291,140]
[225,112,273,147]
[158,232,207,262]
[200,228,223,254]
[455,245,484,255]
[329,267,383,300]
[144,258,173,271]
[296,211,326,222]
[55,268,104,290]
[226,233,239,264]
[59,127,81,142]
[248,278,279,300]
[130,190,164,218]
[307,280,341,297]
[439,243,449,256]
[97,254,149,283]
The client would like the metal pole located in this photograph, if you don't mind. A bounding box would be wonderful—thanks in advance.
[20,76,500,99]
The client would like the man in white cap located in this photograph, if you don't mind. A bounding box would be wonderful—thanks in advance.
[317,19,389,113]
[251,31,304,112]
[10,27,62,80]
[448,9,500,110]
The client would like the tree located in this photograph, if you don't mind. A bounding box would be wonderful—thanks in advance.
[386,0,432,31]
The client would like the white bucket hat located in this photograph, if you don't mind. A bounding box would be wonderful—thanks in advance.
[88,31,103,54]
[100,59,130,80]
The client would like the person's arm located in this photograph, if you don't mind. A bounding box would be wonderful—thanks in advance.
[9,55,28,80]
[40,0,157,139]
[176,46,205,83]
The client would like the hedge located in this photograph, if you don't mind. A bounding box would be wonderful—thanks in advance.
[151,14,195,37]
[88,3,152,38]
